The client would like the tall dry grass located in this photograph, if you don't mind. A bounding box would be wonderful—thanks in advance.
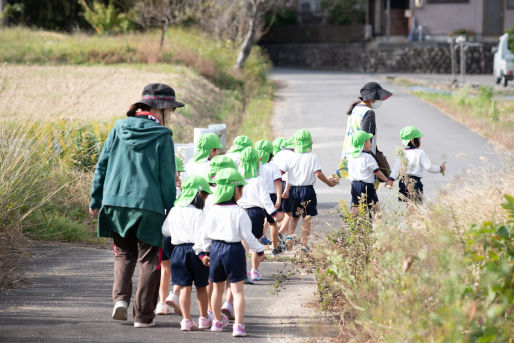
[309,161,513,342]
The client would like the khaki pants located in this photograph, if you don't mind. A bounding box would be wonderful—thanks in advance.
[112,230,160,324]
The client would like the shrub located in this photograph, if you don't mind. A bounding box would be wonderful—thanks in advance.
[79,0,133,34]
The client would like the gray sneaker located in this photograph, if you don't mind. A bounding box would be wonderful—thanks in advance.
[272,245,285,256]
[112,300,128,321]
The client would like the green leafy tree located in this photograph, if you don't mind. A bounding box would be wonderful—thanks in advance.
[79,0,133,34]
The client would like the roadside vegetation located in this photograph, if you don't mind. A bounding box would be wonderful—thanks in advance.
[0,25,273,285]
[305,168,513,342]
[391,77,514,154]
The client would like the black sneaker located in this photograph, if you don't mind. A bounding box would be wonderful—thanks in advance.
[272,246,285,256]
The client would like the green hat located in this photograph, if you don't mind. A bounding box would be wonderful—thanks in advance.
[272,137,285,155]
[193,133,223,163]
[351,130,373,158]
[255,139,273,164]
[294,129,312,153]
[228,135,252,153]
[239,147,260,179]
[175,154,185,172]
[174,175,212,207]
[400,126,424,147]
[282,137,295,150]
[213,168,247,204]
[207,155,237,182]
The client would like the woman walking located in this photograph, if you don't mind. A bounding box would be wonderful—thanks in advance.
[89,83,184,328]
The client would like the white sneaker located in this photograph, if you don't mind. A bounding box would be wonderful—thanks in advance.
[221,301,235,320]
[112,300,128,321]
[134,321,155,328]
[155,301,171,315]
[165,293,181,315]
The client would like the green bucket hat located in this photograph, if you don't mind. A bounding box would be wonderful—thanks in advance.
[207,155,237,182]
[282,137,295,150]
[175,154,185,172]
[239,147,260,179]
[213,168,247,204]
[174,175,212,207]
[400,126,424,147]
[272,137,285,155]
[228,135,253,153]
[351,130,373,158]
[255,139,273,164]
[294,129,312,153]
[193,133,223,163]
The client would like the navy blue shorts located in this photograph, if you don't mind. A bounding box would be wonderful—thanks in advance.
[161,236,174,261]
[246,207,266,239]
[265,194,277,224]
[399,175,423,203]
[170,244,209,287]
[209,240,246,283]
[280,181,291,213]
[351,181,379,208]
[288,185,318,218]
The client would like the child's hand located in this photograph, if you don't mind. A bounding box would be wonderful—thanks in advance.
[282,190,289,199]
[385,180,393,189]
[440,163,446,175]
[201,255,210,267]
[89,208,100,217]
[274,199,282,209]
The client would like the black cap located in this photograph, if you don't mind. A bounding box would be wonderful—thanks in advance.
[360,82,392,101]
[136,83,185,109]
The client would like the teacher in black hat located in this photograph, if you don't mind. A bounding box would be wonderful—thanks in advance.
[338,82,392,178]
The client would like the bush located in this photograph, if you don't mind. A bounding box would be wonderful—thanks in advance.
[79,0,133,34]
[507,26,514,52]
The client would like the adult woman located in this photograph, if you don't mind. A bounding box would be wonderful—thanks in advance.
[338,82,392,179]
[89,83,184,328]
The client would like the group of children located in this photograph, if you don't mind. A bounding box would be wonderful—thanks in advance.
[156,129,337,337]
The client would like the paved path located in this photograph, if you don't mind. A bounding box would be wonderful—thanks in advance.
[270,68,508,229]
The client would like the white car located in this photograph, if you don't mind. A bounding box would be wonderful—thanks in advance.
[493,33,514,87]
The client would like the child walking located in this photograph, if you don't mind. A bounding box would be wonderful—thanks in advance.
[184,133,222,178]
[387,126,445,203]
[161,175,212,331]
[347,131,389,217]
[225,135,253,167]
[281,129,337,250]
[198,168,265,337]
[237,147,282,282]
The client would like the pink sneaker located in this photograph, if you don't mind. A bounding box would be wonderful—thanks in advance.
[250,269,261,281]
[232,323,247,337]
[198,316,211,329]
[210,314,229,332]
[180,318,198,331]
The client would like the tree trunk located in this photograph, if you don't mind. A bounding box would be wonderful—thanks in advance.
[159,18,170,53]
[234,0,261,70]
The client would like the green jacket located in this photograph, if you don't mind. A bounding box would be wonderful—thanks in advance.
[90,117,176,215]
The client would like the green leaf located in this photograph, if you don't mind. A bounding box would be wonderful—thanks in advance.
[496,225,510,240]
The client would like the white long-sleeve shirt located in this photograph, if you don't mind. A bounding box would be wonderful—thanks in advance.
[200,203,264,254]
[237,172,277,216]
[184,159,210,179]
[348,152,379,184]
[389,148,440,180]
[161,205,206,252]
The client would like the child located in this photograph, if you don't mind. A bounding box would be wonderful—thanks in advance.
[198,168,265,337]
[347,131,389,217]
[225,135,252,167]
[237,147,282,281]
[156,154,186,315]
[161,175,212,331]
[184,133,222,178]
[281,129,337,250]
[255,139,284,255]
[205,155,238,210]
[387,126,445,203]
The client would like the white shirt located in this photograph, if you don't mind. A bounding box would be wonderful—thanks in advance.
[200,204,264,254]
[390,148,440,179]
[203,185,216,211]
[237,173,277,215]
[272,149,293,174]
[348,152,379,184]
[162,205,206,250]
[225,152,241,167]
[259,162,282,194]
[184,159,210,179]
[282,152,322,186]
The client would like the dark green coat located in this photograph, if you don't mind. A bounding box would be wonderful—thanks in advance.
[90,117,176,246]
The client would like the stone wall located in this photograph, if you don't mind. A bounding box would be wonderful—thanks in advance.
[261,41,495,74]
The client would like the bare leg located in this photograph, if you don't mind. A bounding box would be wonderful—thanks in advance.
[207,282,213,312]
[225,280,233,303]
[301,216,312,246]
[196,286,208,318]
[262,221,269,238]
[211,282,225,321]
[288,216,300,236]
[270,222,279,249]
[159,260,171,302]
[251,251,260,272]
[279,212,291,236]
[178,286,191,320]
[230,281,245,325]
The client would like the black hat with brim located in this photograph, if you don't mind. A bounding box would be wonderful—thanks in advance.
[359,82,392,101]
[136,83,185,109]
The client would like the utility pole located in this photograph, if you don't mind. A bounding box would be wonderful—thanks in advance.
[386,0,391,40]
